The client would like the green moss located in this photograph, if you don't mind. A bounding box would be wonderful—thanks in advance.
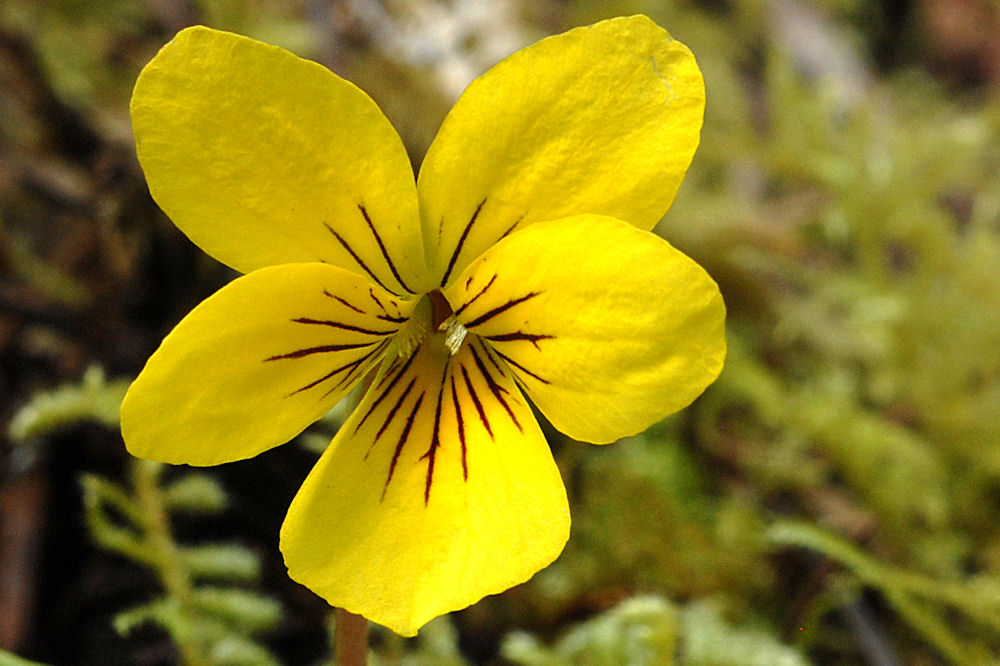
[6,0,1000,661]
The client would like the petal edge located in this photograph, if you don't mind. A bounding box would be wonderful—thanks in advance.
[418,15,705,286]
[445,215,726,444]
[132,26,429,292]
[121,264,412,466]
[281,337,569,635]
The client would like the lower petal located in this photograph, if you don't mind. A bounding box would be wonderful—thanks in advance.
[280,336,569,636]
[121,263,412,465]
[444,215,726,444]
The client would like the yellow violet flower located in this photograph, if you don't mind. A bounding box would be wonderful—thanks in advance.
[121,15,726,636]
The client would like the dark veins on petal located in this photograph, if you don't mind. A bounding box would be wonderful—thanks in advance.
[382,391,425,501]
[482,331,555,350]
[459,286,555,380]
[291,317,396,336]
[462,291,543,329]
[323,289,364,314]
[322,203,416,298]
[439,198,486,287]
[265,340,379,361]
[323,223,396,296]
[454,273,497,317]
[450,374,468,481]
[438,198,525,289]
[419,361,451,503]
[286,340,389,398]
[355,352,419,434]
[497,216,523,241]
[362,340,527,505]
[368,287,408,324]
[265,287,408,397]
[460,364,492,440]
[482,343,507,376]
[469,342,522,433]
[357,204,415,295]
[369,376,417,454]
[492,348,551,385]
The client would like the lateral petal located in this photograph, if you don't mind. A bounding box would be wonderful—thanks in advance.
[131,26,428,294]
[280,336,569,636]
[443,215,726,444]
[417,15,704,286]
[121,264,413,465]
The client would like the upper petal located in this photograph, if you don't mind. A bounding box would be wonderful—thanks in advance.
[417,15,705,287]
[121,263,413,466]
[280,335,569,636]
[132,26,429,294]
[443,215,726,444]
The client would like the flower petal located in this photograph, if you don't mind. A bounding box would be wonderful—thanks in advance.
[280,335,569,636]
[132,26,428,294]
[417,15,704,287]
[443,215,726,444]
[121,264,414,465]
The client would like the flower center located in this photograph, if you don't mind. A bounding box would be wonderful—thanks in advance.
[428,290,453,329]
[389,313,426,359]
[388,291,469,360]
[428,290,468,356]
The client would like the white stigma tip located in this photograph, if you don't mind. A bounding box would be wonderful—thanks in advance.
[439,316,468,356]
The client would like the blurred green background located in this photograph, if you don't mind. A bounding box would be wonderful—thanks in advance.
[3,0,1000,664]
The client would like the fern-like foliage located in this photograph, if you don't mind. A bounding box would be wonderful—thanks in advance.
[83,462,283,666]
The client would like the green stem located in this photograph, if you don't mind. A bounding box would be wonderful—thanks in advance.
[334,608,369,666]
[131,459,209,666]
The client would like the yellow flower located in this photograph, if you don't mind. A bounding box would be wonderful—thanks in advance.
[121,16,726,636]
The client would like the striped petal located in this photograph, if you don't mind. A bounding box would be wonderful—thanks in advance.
[121,264,415,466]
[417,15,704,287]
[131,26,429,294]
[443,215,726,444]
[280,335,569,636]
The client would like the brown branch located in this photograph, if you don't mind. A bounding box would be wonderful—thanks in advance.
[0,29,101,165]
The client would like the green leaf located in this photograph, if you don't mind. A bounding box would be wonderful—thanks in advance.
[0,649,50,666]
[503,595,680,666]
[207,635,280,666]
[8,366,129,441]
[190,587,282,634]
[769,521,1000,662]
[162,473,228,514]
[180,544,261,583]
[80,474,155,565]
[681,598,809,666]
